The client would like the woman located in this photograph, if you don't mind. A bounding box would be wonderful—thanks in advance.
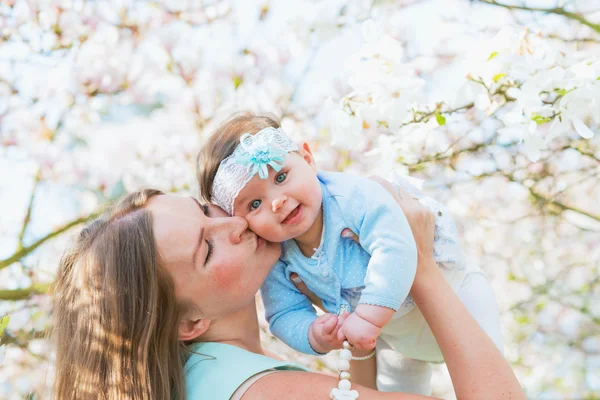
[51,182,524,399]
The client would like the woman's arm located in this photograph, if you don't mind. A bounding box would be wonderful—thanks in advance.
[241,370,431,400]
[243,180,525,400]
[369,176,525,399]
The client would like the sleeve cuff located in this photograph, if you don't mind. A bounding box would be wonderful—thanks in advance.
[358,294,401,311]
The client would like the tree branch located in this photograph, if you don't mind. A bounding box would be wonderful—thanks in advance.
[497,171,600,222]
[541,33,600,44]
[528,188,600,222]
[406,143,483,172]
[2,328,51,348]
[477,0,600,34]
[16,170,41,252]
[0,283,51,301]
[0,210,103,271]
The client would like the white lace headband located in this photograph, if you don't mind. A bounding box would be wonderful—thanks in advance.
[210,127,298,215]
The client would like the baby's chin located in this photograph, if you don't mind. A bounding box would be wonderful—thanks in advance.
[259,230,299,243]
[257,224,310,244]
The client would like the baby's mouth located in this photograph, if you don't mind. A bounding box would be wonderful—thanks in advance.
[282,205,302,224]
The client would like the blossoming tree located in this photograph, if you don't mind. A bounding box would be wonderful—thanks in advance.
[0,0,598,398]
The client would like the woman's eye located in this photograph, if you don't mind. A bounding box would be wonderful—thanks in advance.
[205,240,213,266]
[275,172,287,184]
[250,199,262,210]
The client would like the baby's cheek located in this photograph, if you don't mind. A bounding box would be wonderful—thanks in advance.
[248,217,276,241]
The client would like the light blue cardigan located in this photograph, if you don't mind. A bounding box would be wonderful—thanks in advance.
[261,171,418,355]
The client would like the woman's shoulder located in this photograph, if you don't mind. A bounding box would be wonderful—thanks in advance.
[185,342,309,400]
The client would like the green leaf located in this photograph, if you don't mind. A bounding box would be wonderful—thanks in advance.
[492,73,507,82]
[515,315,529,324]
[435,114,446,126]
[487,51,499,61]
[232,75,243,89]
[531,114,552,125]
[0,316,9,337]
[554,88,568,96]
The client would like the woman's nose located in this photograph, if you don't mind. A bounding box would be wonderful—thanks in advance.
[213,216,248,244]
[272,195,287,213]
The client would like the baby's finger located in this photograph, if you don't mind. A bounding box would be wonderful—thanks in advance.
[312,313,333,332]
[322,314,338,335]
[337,325,348,342]
[341,228,359,243]
[337,311,350,328]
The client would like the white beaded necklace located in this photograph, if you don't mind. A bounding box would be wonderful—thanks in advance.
[330,340,360,400]
[330,306,375,399]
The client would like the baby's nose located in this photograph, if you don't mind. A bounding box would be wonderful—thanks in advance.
[272,195,287,212]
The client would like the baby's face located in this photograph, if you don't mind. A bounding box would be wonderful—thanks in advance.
[232,152,322,243]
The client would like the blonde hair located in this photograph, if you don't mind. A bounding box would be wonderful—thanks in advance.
[196,111,280,204]
[52,189,190,400]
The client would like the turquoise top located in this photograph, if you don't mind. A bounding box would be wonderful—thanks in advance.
[184,342,309,399]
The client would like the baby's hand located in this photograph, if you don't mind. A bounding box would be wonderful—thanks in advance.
[308,312,349,354]
[337,312,382,351]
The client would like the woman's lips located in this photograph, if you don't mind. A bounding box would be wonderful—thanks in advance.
[282,205,303,225]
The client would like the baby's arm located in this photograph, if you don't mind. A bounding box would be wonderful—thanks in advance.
[262,262,336,355]
[338,178,418,349]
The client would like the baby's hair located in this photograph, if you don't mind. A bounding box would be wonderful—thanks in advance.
[196,111,280,204]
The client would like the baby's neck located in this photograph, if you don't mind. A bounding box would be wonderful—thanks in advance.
[293,206,323,258]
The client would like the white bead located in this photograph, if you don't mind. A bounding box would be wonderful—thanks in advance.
[340,371,351,380]
[337,359,350,371]
[342,341,352,350]
[338,379,351,391]
[340,349,352,360]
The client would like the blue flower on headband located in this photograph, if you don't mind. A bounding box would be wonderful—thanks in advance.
[233,132,288,179]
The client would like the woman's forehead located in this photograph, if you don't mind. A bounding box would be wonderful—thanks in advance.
[146,196,201,265]
[148,196,200,236]
[148,194,198,217]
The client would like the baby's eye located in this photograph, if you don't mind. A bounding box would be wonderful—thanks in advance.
[250,199,262,210]
[275,172,287,184]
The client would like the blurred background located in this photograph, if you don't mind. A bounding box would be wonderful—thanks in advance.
[1,0,599,398]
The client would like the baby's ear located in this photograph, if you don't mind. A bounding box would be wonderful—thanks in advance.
[299,142,317,170]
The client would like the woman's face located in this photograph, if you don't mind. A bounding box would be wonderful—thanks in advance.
[147,195,281,319]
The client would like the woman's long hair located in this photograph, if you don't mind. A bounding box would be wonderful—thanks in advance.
[52,189,190,400]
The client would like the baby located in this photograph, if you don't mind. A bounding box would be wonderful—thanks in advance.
[197,113,503,394]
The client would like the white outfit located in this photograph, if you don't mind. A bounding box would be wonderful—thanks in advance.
[376,271,504,395]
